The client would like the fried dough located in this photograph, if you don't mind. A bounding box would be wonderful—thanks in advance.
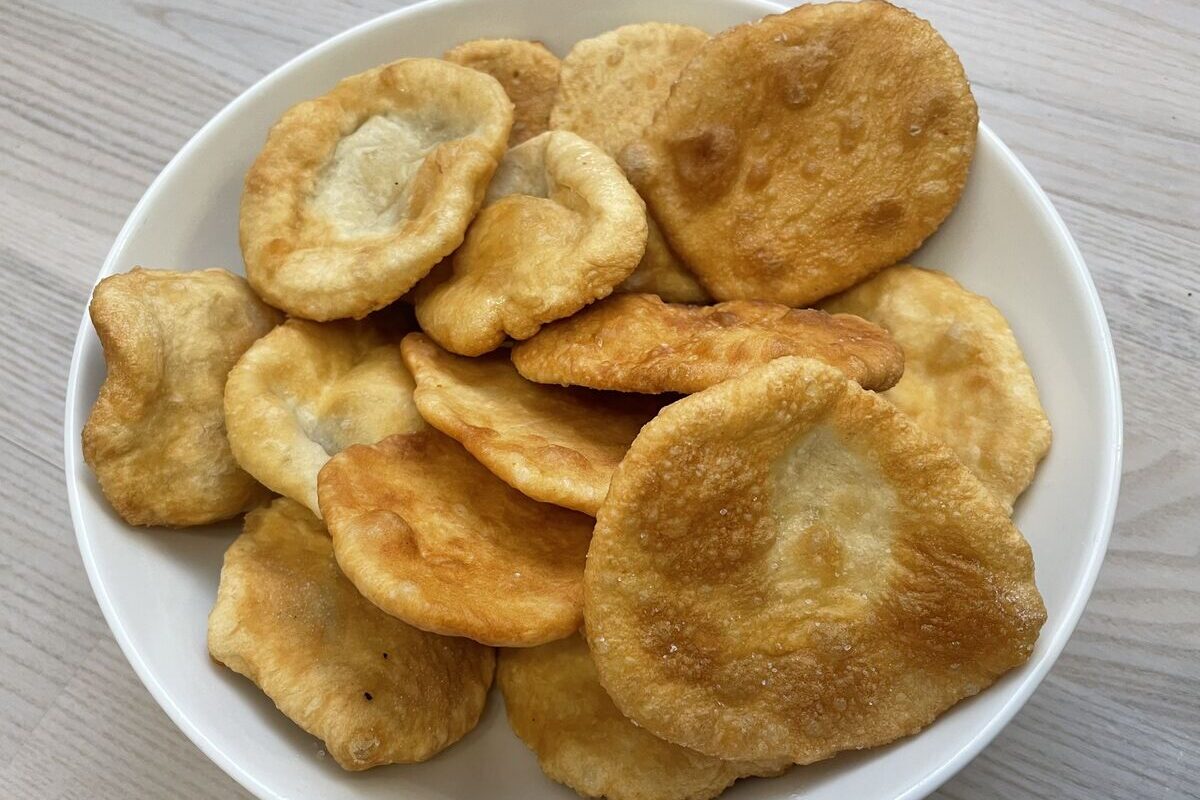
[821,265,1051,510]
[207,498,494,770]
[620,1,977,305]
[585,357,1046,763]
[224,317,426,517]
[241,58,513,320]
[318,431,593,646]
[444,38,560,146]
[618,219,710,304]
[82,268,280,527]
[414,130,647,355]
[401,333,661,514]
[550,23,711,304]
[499,634,787,800]
[511,293,904,394]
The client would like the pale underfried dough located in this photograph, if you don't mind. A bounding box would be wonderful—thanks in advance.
[240,58,513,321]
[223,316,426,517]
[618,218,710,304]
[414,130,647,355]
[207,498,494,770]
[318,431,593,646]
[82,268,280,527]
[821,265,1051,510]
[620,1,978,305]
[444,38,560,146]
[585,357,1046,763]
[499,634,789,800]
[401,333,661,515]
[511,293,904,394]
[550,23,711,305]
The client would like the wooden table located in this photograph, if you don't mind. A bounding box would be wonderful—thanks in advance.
[1,1,1196,798]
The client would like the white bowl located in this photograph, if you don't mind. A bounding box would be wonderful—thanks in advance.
[63,0,1122,798]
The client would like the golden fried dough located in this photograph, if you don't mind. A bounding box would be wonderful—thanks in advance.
[511,293,904,394]
[618,219,710,304]
[82,268,280,527]
[318,431,593,646]
[499,634,787,800]
[620,1,977,305]
[241,58,513,321]
[821,265,1051,510]
[207,499,494,770]
[551,23,709,159]
[414,130,647,355]
[401,333,660,515]
[585,357,1046,763]
[444,38,560,146]
[224,317,425,517]
[550,23,711,305]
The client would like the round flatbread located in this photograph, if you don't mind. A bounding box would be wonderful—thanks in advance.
[414,130,647,355]
[620,1,977,305]
[585,357,1046,763]
[241,58,513,320]
[444,38,560,146]
[224,316,426,517]
[821,265,1051,510]
[318,431,593,646]
[550,23,711,305]
[82,268,280,527]
[207,498,494,770]
[511,293,904,394]
[401,333,662,514]
[499,634,788,800]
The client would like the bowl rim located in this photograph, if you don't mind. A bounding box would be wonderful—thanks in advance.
[63,1,1124,798]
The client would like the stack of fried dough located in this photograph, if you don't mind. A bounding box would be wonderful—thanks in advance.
[81,3,1053,798]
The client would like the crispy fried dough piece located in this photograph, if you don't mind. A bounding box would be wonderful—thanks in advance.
[618,219,710,304]
[551,23,709,160]
[82,268,280,527]
[414,130,647,355]
[207,499,494,770]
[499,634,787,800]
[241,58,513,321]
[401,333,660,515]
[224,317,426,517]
[318,431,593,646]
[444,38,560,146]
[821,265,1051,510]
[511,293,904,394]
[550,23,711,305]
[620,1,977,305]
[585,357,1046,763]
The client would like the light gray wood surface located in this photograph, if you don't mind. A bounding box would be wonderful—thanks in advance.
[1,1,1196,798]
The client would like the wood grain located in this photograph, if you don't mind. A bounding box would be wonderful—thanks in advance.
[0,1,1196,798]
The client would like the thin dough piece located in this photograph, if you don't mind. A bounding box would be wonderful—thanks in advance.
[444,38,560,146]
[618,219,710,304]
[551,23,709,160]
[401,333,661,515]
[318,431,593,646]
[414,130,647,355]
[550,23,711,304]
[586,357,1046,763]
[499,634,788,800]
[224,317,426,517]
[512,293,904,394]
[241,58,513,320]
[620,1,977,305]
[82,268,280,527]
[821,265,1051,510]
[208,498,494,770]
